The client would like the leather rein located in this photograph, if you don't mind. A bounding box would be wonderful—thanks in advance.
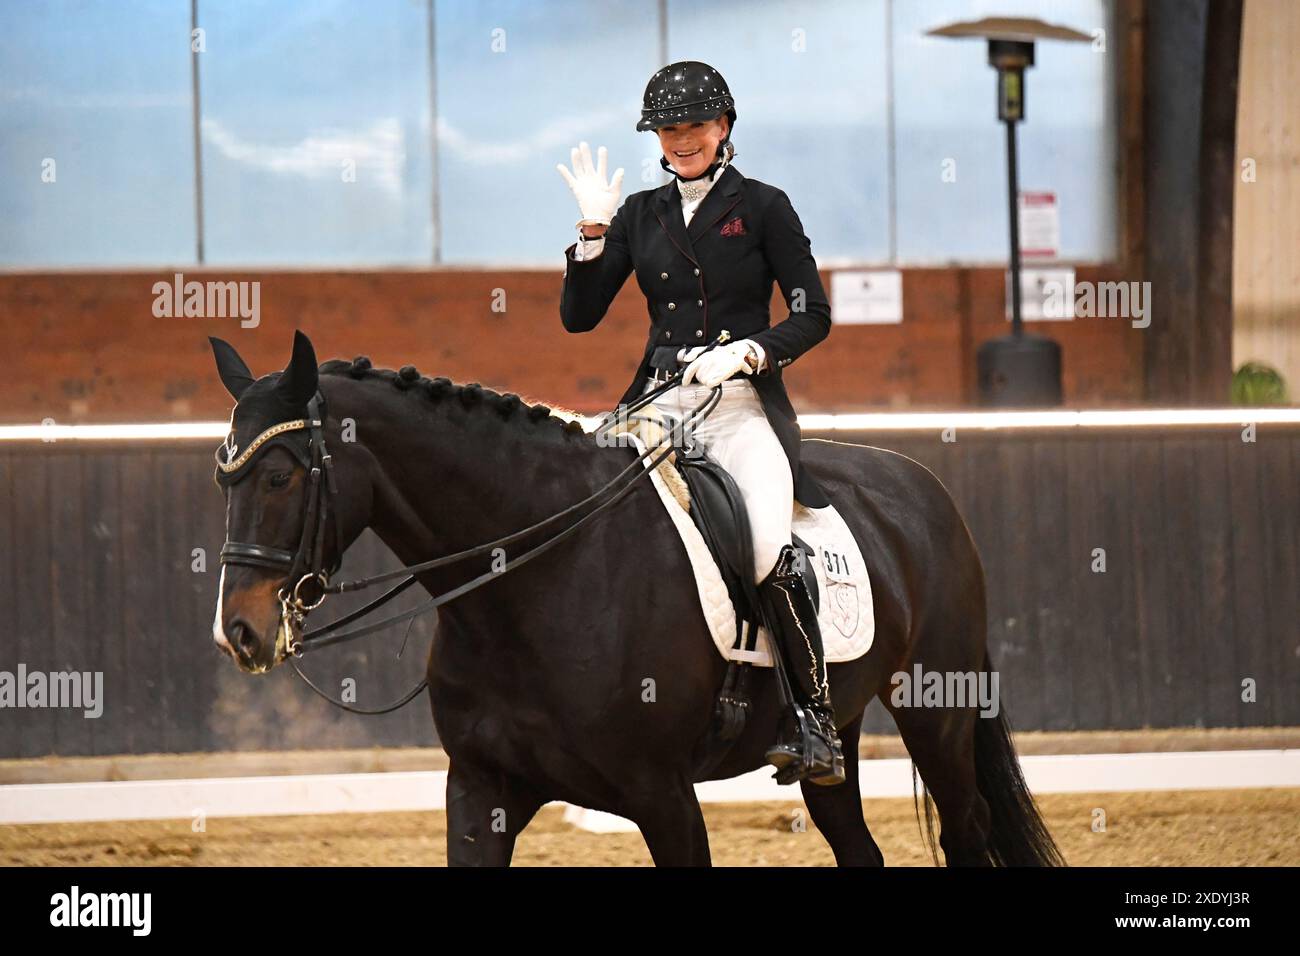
[215,335,730,714]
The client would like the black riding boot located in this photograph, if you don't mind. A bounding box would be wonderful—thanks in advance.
[759,544,846,786]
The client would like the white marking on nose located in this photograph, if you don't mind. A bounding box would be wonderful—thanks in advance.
[213,567,234,652]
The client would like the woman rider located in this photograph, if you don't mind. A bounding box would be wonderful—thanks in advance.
[556,61,843,786]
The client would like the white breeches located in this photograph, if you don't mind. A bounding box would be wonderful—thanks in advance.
[646,378,793,583]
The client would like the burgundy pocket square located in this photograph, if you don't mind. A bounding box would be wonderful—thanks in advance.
[720,217,746,237]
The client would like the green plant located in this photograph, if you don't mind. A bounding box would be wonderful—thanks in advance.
[1231,362,1288,406]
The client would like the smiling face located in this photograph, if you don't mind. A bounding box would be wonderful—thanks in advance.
[655,114,729,179]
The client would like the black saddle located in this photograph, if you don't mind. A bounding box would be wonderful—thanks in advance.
[677,456,819,624]
[676,453,819,746]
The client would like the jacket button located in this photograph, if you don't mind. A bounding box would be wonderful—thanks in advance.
[661,272,669,280]
[693,268,701,276]
[665,330,672,340]
[696,299,703,307]
[695,330,704,339]
[667,302,676,311]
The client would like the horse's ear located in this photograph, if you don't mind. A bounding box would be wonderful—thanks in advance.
[275,329,319,408]
[209,337,255,401]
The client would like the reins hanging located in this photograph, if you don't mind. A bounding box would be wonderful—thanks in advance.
[300,382,722,651]
[221,334,733,714]
[286,383,722,715]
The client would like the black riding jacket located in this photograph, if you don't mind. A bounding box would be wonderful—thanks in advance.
[559,163,831,508]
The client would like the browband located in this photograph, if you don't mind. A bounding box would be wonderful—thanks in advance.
[216,418,308,475]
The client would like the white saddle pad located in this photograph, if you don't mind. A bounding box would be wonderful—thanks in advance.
[621,433,875,667]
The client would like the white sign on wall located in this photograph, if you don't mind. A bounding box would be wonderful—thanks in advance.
[1006,267,1076,321]
[830,270,903,325]
[1018,191,1060,259]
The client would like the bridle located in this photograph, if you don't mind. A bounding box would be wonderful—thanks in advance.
[214,334,732,712]
[216,392,341,667]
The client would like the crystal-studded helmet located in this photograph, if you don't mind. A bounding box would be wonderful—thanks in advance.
[636,60,736,144]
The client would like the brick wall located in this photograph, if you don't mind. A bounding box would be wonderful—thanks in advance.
[0,266,1143,422]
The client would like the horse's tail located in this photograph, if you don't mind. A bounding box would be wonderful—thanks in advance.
[973,652,1066,866]
[911,767,941,866]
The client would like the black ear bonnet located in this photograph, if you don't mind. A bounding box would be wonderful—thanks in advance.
[213,390,325,488]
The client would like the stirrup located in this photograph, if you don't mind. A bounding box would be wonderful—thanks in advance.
[765,703,846,787]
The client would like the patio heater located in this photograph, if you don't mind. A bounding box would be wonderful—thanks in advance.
[927,16,1092,406]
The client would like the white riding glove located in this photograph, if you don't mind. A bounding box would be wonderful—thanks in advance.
[556,142,625,228]
[681,340,764,387]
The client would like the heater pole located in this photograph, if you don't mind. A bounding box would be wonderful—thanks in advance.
[1005,115,1023,337]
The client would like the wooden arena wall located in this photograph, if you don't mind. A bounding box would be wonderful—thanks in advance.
[1,424,1295,758]
[0,265,1143,425]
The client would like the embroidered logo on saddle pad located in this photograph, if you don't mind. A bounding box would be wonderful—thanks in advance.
[819,544,862,639]
[759,505,873,664]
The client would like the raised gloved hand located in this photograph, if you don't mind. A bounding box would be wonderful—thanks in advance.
[681,340,763,387]
[556,142,624,228]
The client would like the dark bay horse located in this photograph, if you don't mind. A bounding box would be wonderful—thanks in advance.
[210,331,1063,867]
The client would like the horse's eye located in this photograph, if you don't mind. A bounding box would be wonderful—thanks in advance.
[269,472,291,489]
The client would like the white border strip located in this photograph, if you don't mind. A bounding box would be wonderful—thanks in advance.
[797,408,1300,431]
[0,422,230,441]
[0,771,443,825]
[1,408,1298,443]
[1,750,1295,826]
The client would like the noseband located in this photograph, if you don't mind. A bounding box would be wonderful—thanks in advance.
[216,392,340,661]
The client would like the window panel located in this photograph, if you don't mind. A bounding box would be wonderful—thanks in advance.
[199,0,434,265]
[0,0,1119,268]
[0,0,195,266]
[666,0,891,263]
[435,0,660,264]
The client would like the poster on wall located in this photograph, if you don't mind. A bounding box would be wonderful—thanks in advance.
[1018,191,1060,259]
[1006,267,1077,321]
[830,270,903,324]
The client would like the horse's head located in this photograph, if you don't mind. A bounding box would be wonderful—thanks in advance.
[209,330,355,674]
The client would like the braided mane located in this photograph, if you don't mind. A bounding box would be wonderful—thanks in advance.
[318,357,591,438]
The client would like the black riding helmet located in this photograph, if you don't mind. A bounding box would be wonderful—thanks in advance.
[636,60,737,156]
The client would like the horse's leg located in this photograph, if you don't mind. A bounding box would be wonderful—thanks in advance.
[798,709,884,866]
[625,777,712,867]
[883,676,994,865]
[886,698,991,865]
[445,759,548,867]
